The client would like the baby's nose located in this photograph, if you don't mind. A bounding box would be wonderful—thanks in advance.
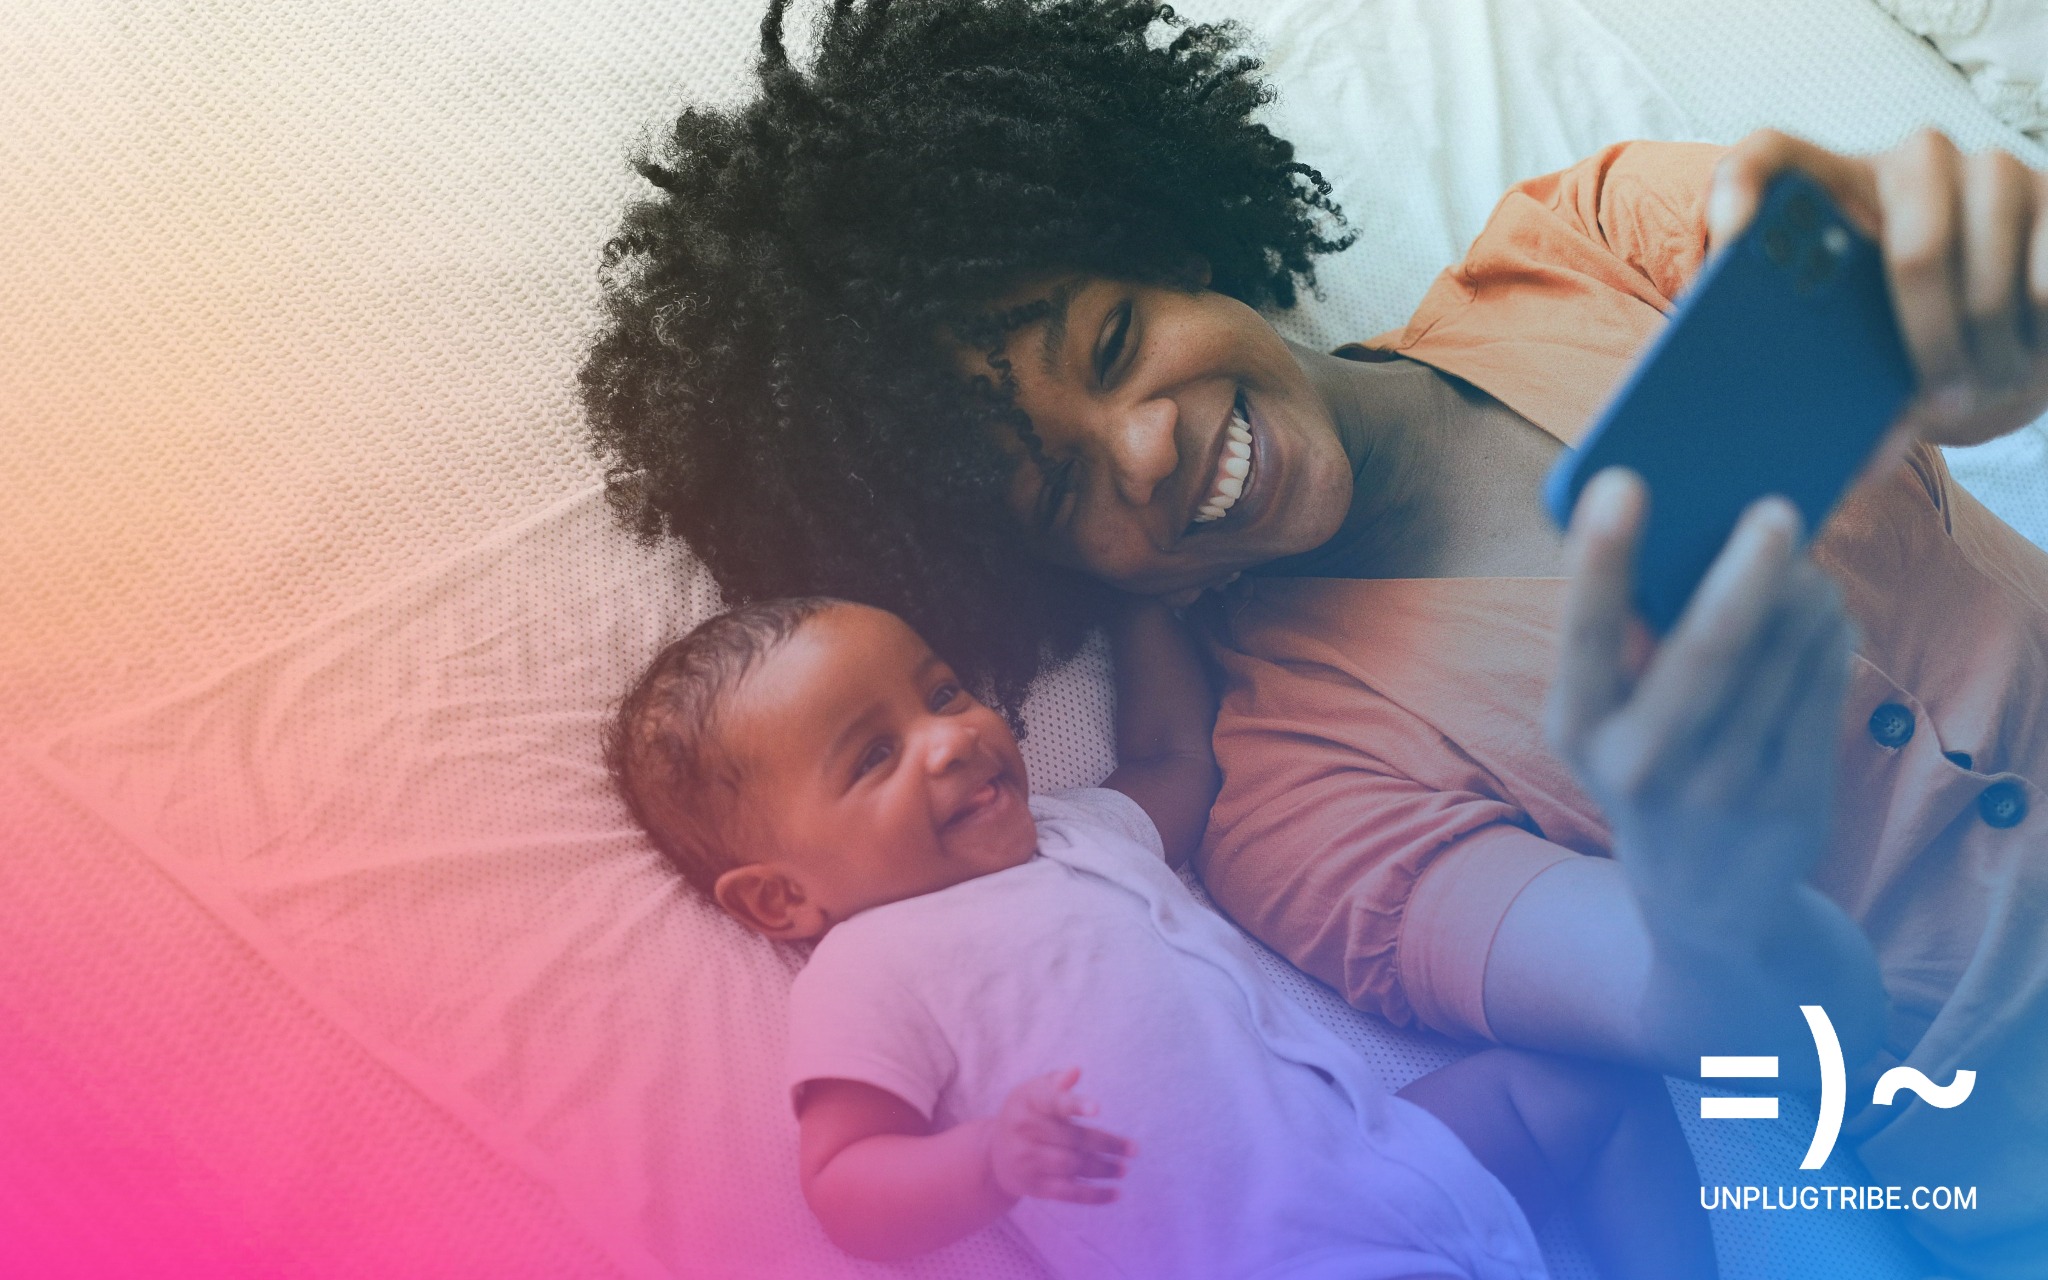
[920,719,981,772]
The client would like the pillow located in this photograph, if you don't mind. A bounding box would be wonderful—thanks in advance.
[1872,0,2048,138]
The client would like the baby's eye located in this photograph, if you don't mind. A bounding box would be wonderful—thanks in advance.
[853,740,892,779]
[928,682,966,713]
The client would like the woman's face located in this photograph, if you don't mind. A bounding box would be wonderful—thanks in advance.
[980,276,1355,598]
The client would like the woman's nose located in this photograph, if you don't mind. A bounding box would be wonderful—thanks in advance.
[1105,396,1180,508]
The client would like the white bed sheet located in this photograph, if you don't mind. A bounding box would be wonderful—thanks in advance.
[7,1,2045,1277]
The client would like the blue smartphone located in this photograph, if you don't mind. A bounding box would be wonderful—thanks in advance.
[1541,172,1917,631]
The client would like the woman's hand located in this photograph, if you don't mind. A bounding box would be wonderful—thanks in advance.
[1544,470,1853,958]
[985,1068,1133,1206]
[1707,128,2048,449]
[1538,469,1885,1073]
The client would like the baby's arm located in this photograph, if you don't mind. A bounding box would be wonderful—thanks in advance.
[1101,602,1221,866]
[799,1068,1132,1262]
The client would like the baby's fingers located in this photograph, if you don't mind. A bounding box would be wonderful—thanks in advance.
[1038,1178,1121,1206]
[1018,1114,1136,1161]
[1014,1144,1129,1203]
[1020,1067,1105,1123]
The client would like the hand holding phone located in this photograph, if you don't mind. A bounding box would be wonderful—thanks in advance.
[1543,172,1916,630]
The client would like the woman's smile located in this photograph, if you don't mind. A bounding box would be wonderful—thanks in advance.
[1188,389,1257,528]
[987,277,1355,597]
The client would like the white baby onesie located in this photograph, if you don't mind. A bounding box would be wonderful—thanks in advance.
[786,789,1547,1280]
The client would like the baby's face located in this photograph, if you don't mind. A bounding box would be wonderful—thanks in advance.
[719,604,1038,934]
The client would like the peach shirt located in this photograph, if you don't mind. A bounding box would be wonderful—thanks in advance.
[1197,141,2048,1057]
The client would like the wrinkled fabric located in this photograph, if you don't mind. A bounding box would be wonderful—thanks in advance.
[789,790,1545,1280]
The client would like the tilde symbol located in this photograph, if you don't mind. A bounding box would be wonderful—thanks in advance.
[1697,1006,1976,1170]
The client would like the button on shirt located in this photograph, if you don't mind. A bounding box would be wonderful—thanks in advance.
[1197,141,2048,1071]
[1870,703,1915,749]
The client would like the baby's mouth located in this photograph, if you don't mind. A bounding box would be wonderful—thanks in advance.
[1190,389,1255,527]
[943,771,1009,831]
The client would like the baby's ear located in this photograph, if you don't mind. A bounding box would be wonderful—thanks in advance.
[713,864,828,942]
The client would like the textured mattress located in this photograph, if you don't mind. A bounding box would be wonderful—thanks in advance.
[4,1,2044,1276]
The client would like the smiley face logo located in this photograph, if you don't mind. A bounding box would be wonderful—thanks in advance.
[1698,1006,1977,1169]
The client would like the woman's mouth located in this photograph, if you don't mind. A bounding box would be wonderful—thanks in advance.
[1190,388,1256,527]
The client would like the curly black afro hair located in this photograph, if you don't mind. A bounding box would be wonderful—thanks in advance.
[582,0,1353,716]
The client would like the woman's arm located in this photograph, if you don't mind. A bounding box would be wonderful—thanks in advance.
[800,1070,1130,1261]
[1101,601,1221,866]
[1484,859,1884,1088]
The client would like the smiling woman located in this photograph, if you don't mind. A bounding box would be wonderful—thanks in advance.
[973,274,1357,595]
[587,1,2048,1273]
[581,0,1353,710]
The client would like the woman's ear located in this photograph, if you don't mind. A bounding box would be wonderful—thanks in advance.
[713,863,830,941]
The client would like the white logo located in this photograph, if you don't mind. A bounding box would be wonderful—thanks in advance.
[1697,1005,1976,1169]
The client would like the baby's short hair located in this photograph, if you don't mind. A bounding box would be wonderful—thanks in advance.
[604,596,843,898]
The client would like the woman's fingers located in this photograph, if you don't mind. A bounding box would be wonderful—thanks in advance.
[1765,594,1856,815]
[1715,128,2048,449]
[1957,148,2036,393]
[1870,133,2048,446]
[1877,131,1969,396]
[2032,187,2048,352]
[1677,561,1845,809]
[1708,129,1882,246]
[1899,145,2047,444]
[1546,469,1647,758]
[1594,498,1803,799]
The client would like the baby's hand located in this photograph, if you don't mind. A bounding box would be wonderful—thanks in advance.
[985,1068,1133,1206]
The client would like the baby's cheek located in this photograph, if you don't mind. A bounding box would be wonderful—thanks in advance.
[996,801,1041,863]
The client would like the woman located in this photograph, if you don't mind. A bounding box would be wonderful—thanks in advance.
[582,1,2048,1270]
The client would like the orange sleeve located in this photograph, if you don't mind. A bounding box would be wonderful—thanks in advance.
[1361,140,1730,439]
[1196,653,1575,1041]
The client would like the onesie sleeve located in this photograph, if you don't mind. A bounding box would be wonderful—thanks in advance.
[786,924,956,1120]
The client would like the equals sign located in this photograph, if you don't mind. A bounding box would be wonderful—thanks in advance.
[1699,1056,1779,1119]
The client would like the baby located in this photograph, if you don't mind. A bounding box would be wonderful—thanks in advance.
[608,598,1714,1280]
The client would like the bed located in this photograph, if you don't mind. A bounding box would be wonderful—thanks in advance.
[4,1,2044,1276]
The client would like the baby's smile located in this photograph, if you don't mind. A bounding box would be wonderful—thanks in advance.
[712,602,1041,937]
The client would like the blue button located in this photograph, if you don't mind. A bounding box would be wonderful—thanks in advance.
[1868,703,1914,749]
[1979,782,2028,830]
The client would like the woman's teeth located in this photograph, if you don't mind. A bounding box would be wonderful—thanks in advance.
[1192,407,1255,524]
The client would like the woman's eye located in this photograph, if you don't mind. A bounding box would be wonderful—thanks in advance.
[853,741,892,779]
[1095,302,1132,382]
[929,682,965,712]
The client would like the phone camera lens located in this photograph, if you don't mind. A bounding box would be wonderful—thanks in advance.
[1821,224,1851,257]
[1785,192,1820,230]
[1764,225,1795,265]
